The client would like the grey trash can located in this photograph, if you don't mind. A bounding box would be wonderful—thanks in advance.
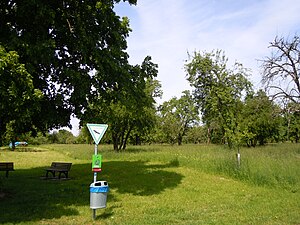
[90,181,109,209]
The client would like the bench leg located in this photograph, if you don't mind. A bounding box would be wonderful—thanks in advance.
[46,171,56,178]
[6,171,9,178]
[58,171,68,179]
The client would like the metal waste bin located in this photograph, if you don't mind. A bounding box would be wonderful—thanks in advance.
[90,181,109,209]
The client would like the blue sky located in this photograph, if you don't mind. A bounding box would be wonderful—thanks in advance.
[115,0,300,102]
[69,0,300,135]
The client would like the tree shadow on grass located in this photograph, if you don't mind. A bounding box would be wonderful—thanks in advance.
[105,159,183,196]
[0,159,183,224]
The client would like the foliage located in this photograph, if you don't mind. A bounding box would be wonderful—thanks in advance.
[82,57,160,151]
[262,35,300,103]
[185,50,253,148]
[282,101,300,142]
[0,0,138,136]
[75,126,94,144]
[158,90,200,145]
[240,90,283,146]
[21,131,49,145]
[183,125,207,144]
[49,130,76,144]
[0,46,43,147]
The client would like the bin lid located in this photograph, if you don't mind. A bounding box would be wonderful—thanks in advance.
[90,181,108,188]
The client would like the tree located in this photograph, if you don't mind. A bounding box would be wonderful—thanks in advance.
[185,50,253,149]
[82,57,160,151]
[282,101,300,143]
[262,35,300,103]
[128,73,162,146]
[240,90,282,146]
[75,126,94,144]
[158,90,200,145]
[50,129,75,144]
[184,125,207,144]
[0,0,137,138]
[0,46,43,147]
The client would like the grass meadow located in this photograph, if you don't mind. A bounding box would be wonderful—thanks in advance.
[0,143,299,224]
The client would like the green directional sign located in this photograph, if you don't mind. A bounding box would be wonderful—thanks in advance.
[87,123,108,145]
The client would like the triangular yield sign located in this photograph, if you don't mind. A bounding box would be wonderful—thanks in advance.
[87,123,108,145]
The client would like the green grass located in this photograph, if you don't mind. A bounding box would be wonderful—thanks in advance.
[0,143,299,224]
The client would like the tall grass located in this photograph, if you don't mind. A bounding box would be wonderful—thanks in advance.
[42,143,300,191]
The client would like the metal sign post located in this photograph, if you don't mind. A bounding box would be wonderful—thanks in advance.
[87,123,108,220]
[94,144,98,183]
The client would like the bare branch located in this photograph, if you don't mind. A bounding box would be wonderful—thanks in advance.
[261,35,300,103]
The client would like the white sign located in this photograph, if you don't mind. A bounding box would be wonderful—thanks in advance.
[87,123,108,145]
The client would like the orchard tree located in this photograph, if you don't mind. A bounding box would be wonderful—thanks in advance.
[185,50,253,149]
[0,0,138,140]
[282,101,300,142]
[158,90,200,145]
[240,90,282,146]
[0,46,43,147]
[129,78,162,145]
[262,35,300,103]
[184,125,207,144]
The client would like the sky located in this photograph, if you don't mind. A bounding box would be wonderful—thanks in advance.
[69,0,300,136]
[114,0,300,101]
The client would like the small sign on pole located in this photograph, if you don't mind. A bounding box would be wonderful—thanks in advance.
[92,154,102,172]
[87,123,108,145]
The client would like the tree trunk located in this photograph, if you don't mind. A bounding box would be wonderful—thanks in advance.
[207,127,211,144]
[112,133,119,151]
[177,134,182,145]
[122,126,133,150]
[135,134,141,145]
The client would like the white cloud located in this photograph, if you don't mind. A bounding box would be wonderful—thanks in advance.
[118,0,300,98]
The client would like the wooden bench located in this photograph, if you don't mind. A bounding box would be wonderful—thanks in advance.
[0,162,15,178]
[45,162,72,179]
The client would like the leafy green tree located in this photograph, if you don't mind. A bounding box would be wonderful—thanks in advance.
[282,101,300,142]
[240,90,282,146]
[53,129,75,144]
[75,126,93,144]
[128,77,162,146]
[82,57,160,151]
[0,46,43,147]
[26,132,49,145]
[158,90,200,145]
[185,50,253,149]
[0,0,137,137]
[184,125,207,144]
[145,115,166,144]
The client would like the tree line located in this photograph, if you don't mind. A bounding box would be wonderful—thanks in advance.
[21,38,300,151]
[0,1,299,150]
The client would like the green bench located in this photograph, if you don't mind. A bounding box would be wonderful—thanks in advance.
[0,162,15,178]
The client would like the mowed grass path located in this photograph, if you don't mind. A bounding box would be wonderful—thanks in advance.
[0,144,299,224]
